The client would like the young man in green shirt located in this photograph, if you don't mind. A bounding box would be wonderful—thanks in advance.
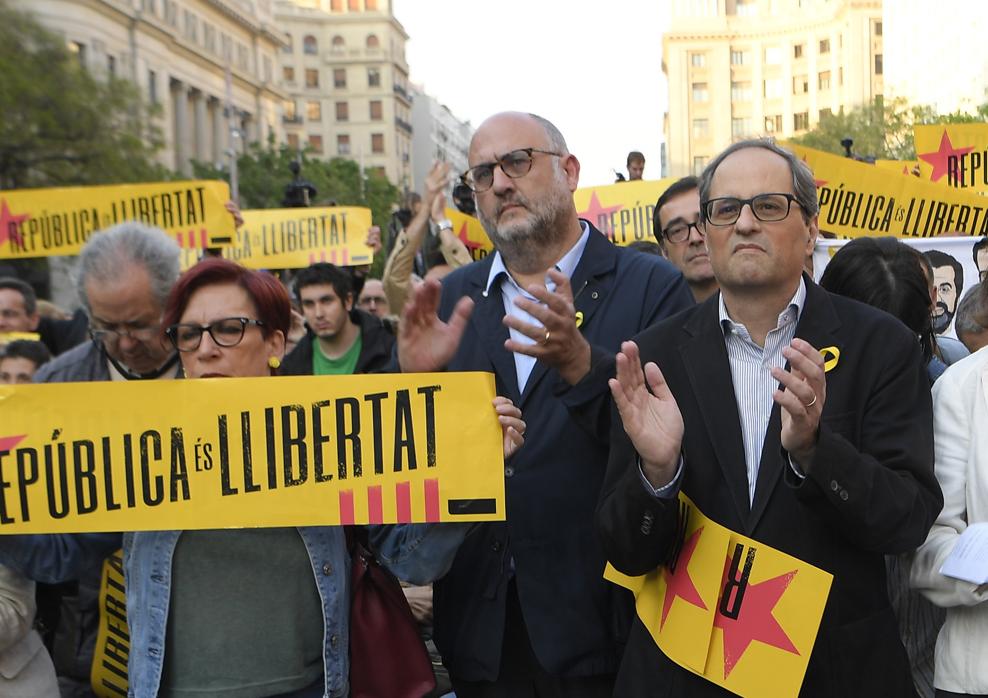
[281,263,395,377]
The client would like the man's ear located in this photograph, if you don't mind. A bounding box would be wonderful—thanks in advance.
[345,293,354,312]
[27,312,40,331]
[563,154,581,192]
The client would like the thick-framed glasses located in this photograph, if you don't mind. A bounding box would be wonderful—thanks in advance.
[165,317,265,352]
[664,220,704,244]
[461,148,563,193]
[89,323,160,345]
[703,193,802,226]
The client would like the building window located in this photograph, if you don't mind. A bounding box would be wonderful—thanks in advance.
[874,54,883,75]
[309,135,323,153]
[371,133,384,153]
[731,81,752,101]
[369,166,386,179]
[283,66,295,83]
[370,100,382,120]
[690,52,705,67]
[735,0,757,16]
[764,78,782,99]
[819,107,832,121]
[764,46,782,65]
[692,156,708,175]
[305,69,319,88]
[367,34,379,49]
[334,68,346,88]
[282,34,292,53]
[691,82,708,102]
[793,75,808,94]
[204,24,215,53]
[303,35,318,55]
[730,49,748,66]
[818,70,831,90]
[284,100,297,120]
[287,133,300,150]
[307,101,321,121]
[67,40,86,68]
[148,69,157,104]
[764,115,782,133]
[332,35,345,49]
[107,55,116,78]
[819,38,830,54]
[337,134,350,155]
[793,112,809,131]
[875,21,882,36]
[692,118,709,139]
[367,67,380,87]
[794,43,804,59]
[336,101,349,121]
[731,118,752,138]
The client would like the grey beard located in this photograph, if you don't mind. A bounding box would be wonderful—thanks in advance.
[479,204,567,274]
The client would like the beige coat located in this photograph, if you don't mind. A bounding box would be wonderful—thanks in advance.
[0,564,59,697]
[912,347,988,694]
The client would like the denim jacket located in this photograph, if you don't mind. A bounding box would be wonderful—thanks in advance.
[0,523,467,698]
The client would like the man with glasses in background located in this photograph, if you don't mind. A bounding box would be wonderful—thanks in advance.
[652,175,718,303]
[598,139,941,696]
[397,111,692,697]
[29,221,182,696]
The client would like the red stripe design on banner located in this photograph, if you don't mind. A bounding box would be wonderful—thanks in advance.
[339,490,355,525]
[367,485,383,524]
[395,482,412,523]
[424,479,440,522]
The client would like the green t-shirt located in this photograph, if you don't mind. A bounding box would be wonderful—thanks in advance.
[312,334,362,375]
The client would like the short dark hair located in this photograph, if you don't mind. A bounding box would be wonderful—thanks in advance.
[698,139,819,225]
[292,263,353,304]
[652,176,700,243]
[627,151,645,167]
[924,249,964,293]
[973,236,988,266]
[819,237,936,364]
[1,339,51,368]
[162,258,290,339]
[627,240,662,256]
[0,277,37,315]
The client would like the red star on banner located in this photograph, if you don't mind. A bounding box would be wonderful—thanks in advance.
[713,557,800,678]
[918,131,975,183]
[0,435,27,453]
[456,221,484,252]
[660,526,708,629]
[0,199,29,248]
[577,191,623,225]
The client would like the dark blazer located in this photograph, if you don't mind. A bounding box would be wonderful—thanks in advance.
[281,308,394,376]
[430,225,694,681]
[596,279,943,697]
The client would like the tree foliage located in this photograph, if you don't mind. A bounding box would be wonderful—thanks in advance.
[792,97,988,160]
[0,1,171,188]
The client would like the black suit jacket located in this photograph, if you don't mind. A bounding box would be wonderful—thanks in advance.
[596,279,942,697]
[431,225,694,681]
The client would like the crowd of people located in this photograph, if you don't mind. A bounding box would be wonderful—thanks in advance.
[0,111,985,698]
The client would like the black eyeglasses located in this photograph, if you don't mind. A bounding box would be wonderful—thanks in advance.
[461,148,563,193]
[165,317,265,352]
[702,193,802,226]
[664,220,704,244]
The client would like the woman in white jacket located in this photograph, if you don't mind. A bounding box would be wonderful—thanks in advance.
[912,347,988,697]
[0,564,59,697]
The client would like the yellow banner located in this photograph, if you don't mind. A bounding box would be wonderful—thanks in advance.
[91,550,128,697]
[222,207,374,269]
[0,373,505,534]
[874,160,919,176]
[606,494,832,697]
[573,179,678,246]
[915,123,988,193]
[786,143,988,238]
[445,208,494,262]
[0,181,235,259]
[0,332,41,344]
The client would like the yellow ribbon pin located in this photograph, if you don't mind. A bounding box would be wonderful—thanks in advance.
[820,346,840,373]
[575,311,584,328]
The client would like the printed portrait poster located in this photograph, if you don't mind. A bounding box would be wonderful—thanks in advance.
[813,236,985,340]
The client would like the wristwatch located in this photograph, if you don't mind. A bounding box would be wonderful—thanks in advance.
[436,219,453,232]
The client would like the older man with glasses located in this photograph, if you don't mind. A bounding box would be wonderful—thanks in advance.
[396,111,693,697]
[598,138,942,697]
[652,175,718,303]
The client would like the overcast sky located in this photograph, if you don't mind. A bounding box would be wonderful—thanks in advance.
[399,1,671,187]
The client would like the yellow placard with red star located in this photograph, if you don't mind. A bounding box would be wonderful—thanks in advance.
[605,494,833,698]
[785,143,988,238]
[914,124,988,194]
[445,208,494,261]
[0,181,235,259]
[221,207,374,270]
[573,179,678,246]
[874,160,919,176]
